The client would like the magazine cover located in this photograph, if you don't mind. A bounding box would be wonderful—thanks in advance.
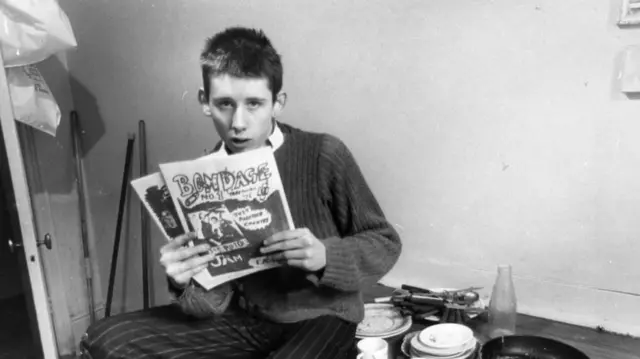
[131,173,186,241]
[130,172,254,288]
[158,147,295,290]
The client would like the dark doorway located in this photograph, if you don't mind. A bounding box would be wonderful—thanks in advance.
[0,126,43,359]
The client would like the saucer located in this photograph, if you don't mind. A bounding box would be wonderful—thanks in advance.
[356,303,413,339]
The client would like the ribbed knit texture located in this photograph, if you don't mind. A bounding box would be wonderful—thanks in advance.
[172,122,402,324]
[172,282,234,318]
[238,123,402,324]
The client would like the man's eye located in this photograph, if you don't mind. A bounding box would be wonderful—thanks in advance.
[217,101,233,109]
[247,101,262,109]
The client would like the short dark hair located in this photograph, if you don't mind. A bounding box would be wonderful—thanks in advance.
[200,27,283,101]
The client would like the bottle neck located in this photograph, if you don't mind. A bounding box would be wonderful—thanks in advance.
[497,264,512,276]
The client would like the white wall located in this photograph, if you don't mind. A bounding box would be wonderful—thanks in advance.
[59,0,640,335]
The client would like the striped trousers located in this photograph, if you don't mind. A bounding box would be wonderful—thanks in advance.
[80,303,357,359]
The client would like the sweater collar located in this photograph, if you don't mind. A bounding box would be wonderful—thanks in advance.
[211,122,284,157]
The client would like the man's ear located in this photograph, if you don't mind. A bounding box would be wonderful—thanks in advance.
[272,92,287,118]
[198,88,212,116]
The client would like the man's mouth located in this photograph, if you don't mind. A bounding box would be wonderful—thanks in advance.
[230,137,251,146]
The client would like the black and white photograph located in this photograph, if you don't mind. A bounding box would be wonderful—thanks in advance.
[1,1,639,359]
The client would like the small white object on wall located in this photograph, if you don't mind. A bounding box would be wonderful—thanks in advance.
[618,0,640,26]
[620,45,640,94]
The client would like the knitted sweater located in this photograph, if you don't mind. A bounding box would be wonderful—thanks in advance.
[173,123,402,324]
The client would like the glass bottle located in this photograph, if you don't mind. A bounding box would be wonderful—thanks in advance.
[487,264,517,338]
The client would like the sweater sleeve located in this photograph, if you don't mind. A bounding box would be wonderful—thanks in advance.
[167,277,234,318]
[167,276,185,299]
[313,134,402,292]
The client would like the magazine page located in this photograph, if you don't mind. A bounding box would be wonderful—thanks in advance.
[131,172,186,241]
[131,172,241,288]
[159,147,295,290]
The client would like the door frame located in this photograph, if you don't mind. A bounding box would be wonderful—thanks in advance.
[0,55,58,358]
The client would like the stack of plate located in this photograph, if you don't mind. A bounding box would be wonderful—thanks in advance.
[356,303,413,339]
[401,324,478,359]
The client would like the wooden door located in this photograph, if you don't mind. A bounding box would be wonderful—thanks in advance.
[0,54,58,359]
[1,48,104,358]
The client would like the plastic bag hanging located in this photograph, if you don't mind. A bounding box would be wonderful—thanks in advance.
[6,64,61,136]
[0,0,77,68]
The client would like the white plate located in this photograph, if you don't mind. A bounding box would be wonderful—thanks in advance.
[419,323,474,350]
[356,303,413,339]
[402,331,478,359]
[413,332,475,357]
[401,331,420,357]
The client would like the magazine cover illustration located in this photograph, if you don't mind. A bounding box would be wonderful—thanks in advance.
[131,173,185,241]
[131,172,245,288]
[159,147,295,289]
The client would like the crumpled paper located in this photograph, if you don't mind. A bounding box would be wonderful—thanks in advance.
[6,64,60,136]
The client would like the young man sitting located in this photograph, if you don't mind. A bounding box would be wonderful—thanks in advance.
[80,26,402,359]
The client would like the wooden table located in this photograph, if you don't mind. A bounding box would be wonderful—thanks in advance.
[362,284,640,359]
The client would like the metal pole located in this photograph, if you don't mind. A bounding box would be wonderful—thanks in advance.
[70,111,96,324]
[139,120,150,310]
[105,133,135,317]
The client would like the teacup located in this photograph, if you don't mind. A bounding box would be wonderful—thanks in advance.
[356,337,388,359]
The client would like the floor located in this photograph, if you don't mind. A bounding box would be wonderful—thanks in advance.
[363,284,640,359]
[0,294,39,359]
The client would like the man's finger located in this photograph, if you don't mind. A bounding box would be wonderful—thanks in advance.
[173,263,209,284]
[171,232,197,247]
[263,228,309,246]
[267,249,309,261]
[177,243,212,261]
[161,232,196,253]
[167,251,215,278]
[261,237,307,254]
[182,251,217,270]
[160,243,211,271]
[284,259,308,269]
[162,242,210,264]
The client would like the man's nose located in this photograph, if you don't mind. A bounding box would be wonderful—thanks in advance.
[231,107,247,132]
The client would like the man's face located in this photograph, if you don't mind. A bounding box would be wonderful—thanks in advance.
[201,74,282,154]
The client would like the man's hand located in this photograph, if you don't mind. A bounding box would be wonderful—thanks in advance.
[159,232,215,288]
[260,228,326,272]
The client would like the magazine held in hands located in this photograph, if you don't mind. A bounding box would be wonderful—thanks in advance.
[131,147,295,290]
